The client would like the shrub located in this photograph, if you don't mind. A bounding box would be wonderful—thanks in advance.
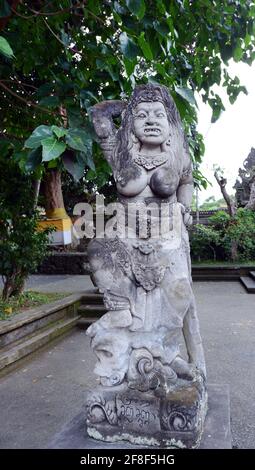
[222,209,255,261]
[190,224,220,261]
[0,142,51,300]
[190,208,255,262]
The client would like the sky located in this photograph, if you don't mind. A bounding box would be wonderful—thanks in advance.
[196,60,255,204]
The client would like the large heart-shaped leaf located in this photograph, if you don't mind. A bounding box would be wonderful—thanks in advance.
[119,32,139,60]
[174,86,197,107]
[0,36,14,58]
[51,126,67,139]
[41,137,66,161]
[66,128,92,153]
[24,125,53,149]
[79,151,95,171]
[25,147,42,172]
[126,0,145,19]
[62,152,86,181]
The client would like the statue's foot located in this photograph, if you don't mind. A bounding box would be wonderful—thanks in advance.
[171,356,195,381]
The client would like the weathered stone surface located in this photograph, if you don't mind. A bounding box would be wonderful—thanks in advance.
[86,374,207,448]
[49,385,230,449]
[85,84,207,447]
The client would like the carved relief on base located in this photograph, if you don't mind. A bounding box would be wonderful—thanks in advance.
[86,373,207,449]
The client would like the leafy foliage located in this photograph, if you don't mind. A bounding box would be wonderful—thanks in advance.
[190,224,220,261]
[190,209,255,262]
[1,0,255,190]
[0,143,52,300]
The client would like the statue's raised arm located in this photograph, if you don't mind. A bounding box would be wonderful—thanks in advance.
[91,100,126,168]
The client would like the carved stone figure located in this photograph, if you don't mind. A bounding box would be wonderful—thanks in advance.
[234,147,255,210]
[86,84,207,448]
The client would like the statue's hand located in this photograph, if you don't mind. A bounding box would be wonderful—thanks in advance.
[179,203,193,226]
[183,212,193,227]
[104,291,130,311]
[92,100,126,118]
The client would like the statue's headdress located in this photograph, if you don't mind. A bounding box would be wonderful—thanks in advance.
[127,84,179,128]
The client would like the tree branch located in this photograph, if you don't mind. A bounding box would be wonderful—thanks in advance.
[42,17,80,54]
[0,80,59,117]
[214,170,236,217]
[22,1,86,18]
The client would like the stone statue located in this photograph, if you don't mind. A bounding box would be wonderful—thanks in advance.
[86,84,207,448]
[234,147,255,210]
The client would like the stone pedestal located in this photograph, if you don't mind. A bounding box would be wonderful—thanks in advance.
[86,376,207,449]
[48,384,231,449]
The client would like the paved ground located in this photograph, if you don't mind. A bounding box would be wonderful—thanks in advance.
[0,274,94,294]
[0,277,254,449]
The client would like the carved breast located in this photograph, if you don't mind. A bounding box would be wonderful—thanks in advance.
[116,153,180,199]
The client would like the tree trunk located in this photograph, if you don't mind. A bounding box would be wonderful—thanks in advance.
[214,171,236,217]
[214,170,238,261]
[2,271,26,301]
[230,241,238,262]
[44,169,68,219]
[33,179,41,210]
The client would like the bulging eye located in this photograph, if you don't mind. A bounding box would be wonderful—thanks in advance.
[137,113,146,118]
[156,113,165,118]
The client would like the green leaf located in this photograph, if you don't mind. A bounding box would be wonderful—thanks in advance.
[126,0,145,19]
[153,20,169,37]
[0,0,11,17]
[119,32,139,60]
[233,43,243,62]
[66,128,92,153]
[174,86,197,107]
[24,125,53,149]
[39,95,60,108]
[41,137,66,162]
[67,107,84,128]
[155,63,166,77]
[155,0,166,15]
[80,151,95,171]
[123,58,136,76]
[62,152,85,181]
[25,148,42,172]
[138,32,153,60]
[51,126,67,139]
[0,36,14,58]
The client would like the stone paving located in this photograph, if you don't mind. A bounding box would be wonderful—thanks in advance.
[0,277,254,449]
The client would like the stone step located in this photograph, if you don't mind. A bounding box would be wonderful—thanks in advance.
[0,293,82,349]
[250,271,255,280]
[192,274,237,281]
[0,316,80,373]
[76,317,97,329]
[80,292,104,305]
[77,304,107,316]
[240,276,255,293]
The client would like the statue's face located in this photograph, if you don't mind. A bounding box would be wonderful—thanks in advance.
[133,101,170,147]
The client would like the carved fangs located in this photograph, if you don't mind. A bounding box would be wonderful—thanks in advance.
[144,128,161,134]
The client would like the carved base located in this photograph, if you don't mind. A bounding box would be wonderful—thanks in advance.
[86,377,207,449]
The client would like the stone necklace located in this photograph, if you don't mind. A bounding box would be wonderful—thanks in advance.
[133,153,168,171]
